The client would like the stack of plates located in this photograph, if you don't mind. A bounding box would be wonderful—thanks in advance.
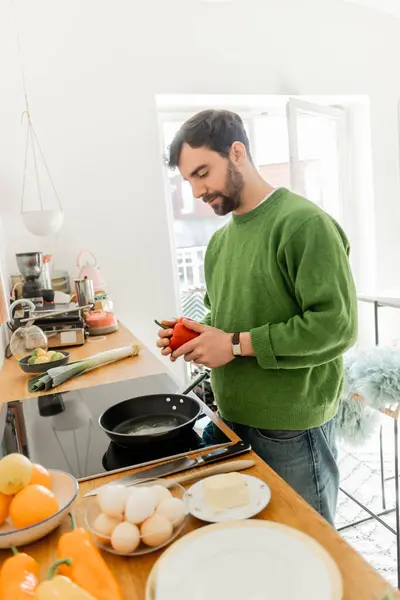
[146,520,342,600]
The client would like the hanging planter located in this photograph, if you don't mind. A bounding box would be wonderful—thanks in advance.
[20,110,64,237]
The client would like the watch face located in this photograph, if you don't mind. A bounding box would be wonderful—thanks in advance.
[232,344,241,356]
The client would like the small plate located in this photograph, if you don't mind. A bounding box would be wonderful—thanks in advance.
[187,474,271,523]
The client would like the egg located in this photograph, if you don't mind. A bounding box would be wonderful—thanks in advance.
[141,513,173,547]
[156,497,186,526]
[152,484,172,506]
[125,487,156,525]
[93,512,121,541]
[98,485,129,518]
[111,521,141,554]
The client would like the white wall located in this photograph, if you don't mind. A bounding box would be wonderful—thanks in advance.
[1,0,400,359]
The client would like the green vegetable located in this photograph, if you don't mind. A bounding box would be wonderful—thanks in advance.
[27,356,36,365]
[28,345,141,392]
[51,352,65,362]
[31,348,41,358]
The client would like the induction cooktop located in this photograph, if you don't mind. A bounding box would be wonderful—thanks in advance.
[0,373,232,481]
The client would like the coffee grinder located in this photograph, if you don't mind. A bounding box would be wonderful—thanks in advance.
[16,252,44,306]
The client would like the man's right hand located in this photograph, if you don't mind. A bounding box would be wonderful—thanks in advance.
[156,321,176,357]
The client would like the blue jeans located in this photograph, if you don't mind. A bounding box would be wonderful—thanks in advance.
[203,417,339,526]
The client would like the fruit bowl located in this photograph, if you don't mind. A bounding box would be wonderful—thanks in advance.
[85,479,189,556]
[19,351,70,374]
[0,469,78,548]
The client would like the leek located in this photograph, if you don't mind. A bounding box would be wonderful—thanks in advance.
[28,344,140,392]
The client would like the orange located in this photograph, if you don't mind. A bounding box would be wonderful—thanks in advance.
[30,463,51,490]
[9,484,59,529]
[0,493,12,526]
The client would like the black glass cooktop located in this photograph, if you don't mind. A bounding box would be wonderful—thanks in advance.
[0,374,232,481]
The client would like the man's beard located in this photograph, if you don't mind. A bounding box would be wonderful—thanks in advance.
[202,161,244,216]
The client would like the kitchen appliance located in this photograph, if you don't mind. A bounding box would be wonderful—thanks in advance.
[99,374,207,448]
[31,304,86,348]
[0,374,236,481]
[10,302,87,349]
[77,250,106,291]
[16,252,43,305]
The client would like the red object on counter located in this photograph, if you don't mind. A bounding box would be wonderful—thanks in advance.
[85,311,117,328]
[156,317,199,351]
[85,311,118,335]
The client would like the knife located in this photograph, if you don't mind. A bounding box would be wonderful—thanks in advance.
[84,441,251,497]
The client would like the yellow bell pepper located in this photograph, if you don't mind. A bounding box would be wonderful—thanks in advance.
[35,559,96,600]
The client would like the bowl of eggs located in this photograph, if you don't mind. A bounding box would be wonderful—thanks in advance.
[85,479,188,556]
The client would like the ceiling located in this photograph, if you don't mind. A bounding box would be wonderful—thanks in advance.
[343,0,400,18]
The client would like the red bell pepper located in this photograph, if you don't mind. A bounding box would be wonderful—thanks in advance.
[155,317,199,351]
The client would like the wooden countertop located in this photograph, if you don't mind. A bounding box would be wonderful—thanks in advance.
[0,323,167,403]
[0,326,397,599]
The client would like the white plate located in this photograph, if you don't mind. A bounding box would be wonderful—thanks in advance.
[0,470,78,549]
[146,520,343,600]
[187,474,271,522]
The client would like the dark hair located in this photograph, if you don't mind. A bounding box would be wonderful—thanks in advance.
[166,109,252,169]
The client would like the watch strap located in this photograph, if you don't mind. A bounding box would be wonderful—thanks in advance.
[231,332,241,356]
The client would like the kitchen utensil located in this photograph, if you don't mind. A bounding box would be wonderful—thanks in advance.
[85,478,188,556]
[146,520,343,600]
[187,474,271,523]
[99,372,208,448]
[84,440,251,497]
[19,351,70,374]
[77,250,106,290]
[74,277,95,307]
[0,469,78,549]
[168,459,255,486]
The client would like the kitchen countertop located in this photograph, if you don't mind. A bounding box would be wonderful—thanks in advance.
[0,322,166,403]
[0,325,398,599]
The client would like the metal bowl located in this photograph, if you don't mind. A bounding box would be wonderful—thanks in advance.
[19,352,70,374]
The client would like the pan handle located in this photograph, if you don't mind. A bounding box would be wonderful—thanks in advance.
[181,371,208,396]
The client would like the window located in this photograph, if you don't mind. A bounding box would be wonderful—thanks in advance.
[287,98,347,225]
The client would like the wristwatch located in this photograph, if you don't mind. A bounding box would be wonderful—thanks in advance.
[231,332,242,357]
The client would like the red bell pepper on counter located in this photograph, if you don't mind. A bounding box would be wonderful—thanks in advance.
[155,317,200,351]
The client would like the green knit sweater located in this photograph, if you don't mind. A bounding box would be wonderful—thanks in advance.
[202,188,358,430]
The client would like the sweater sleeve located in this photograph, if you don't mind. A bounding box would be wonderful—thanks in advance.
[250,215,358,369]
[201,291,212,326]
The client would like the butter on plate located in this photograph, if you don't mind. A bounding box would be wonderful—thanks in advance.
[203,472,250,512]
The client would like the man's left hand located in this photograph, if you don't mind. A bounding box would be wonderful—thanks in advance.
[171,319,234,368]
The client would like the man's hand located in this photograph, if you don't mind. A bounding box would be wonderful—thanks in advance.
[171,319,234,369]
[156,320,176,357]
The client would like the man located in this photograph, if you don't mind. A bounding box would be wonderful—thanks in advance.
[157,109,357,525]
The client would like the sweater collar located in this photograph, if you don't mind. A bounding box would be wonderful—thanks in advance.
[231,188,286,225]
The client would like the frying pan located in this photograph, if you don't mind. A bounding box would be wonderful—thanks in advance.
[99,372,208,448]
